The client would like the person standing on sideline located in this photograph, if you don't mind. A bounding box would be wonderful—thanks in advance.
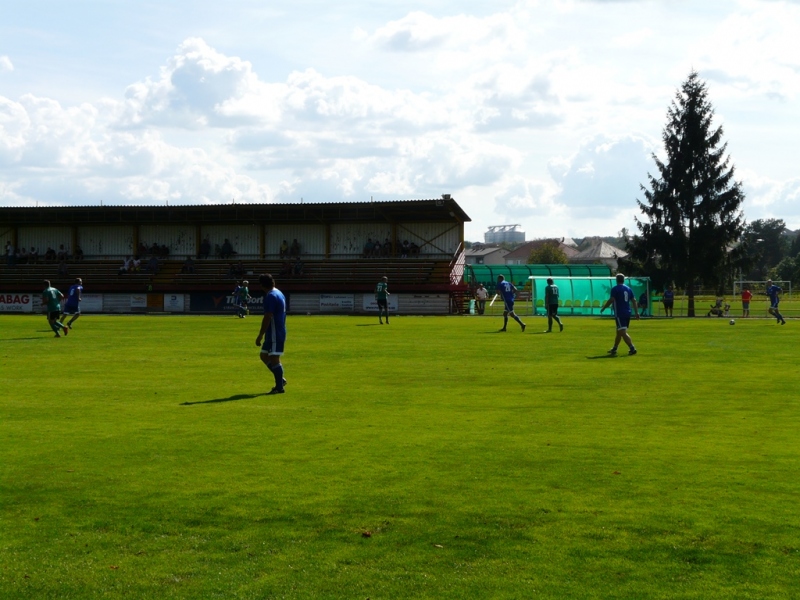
[544,277,563,332]
[475,283,488,315]
[234,280,250,318]
[255,273,287,394]
[600,273,639,355]
[42,280,69,338]
[63,278,83,329]
[765,279,787,325]
[496,274,526,332]
[741,287,753,318]
[638,291,648,317]
[375,276,390,324]
[662,285,675,317]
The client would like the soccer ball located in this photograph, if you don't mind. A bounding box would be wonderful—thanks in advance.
[729,319,735,325]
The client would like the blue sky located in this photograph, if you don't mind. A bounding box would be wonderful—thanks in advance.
[2,0,799,241]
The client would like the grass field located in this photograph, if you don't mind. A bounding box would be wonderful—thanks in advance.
[2,313,799,599]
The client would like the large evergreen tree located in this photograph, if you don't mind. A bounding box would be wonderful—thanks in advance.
[629,72,746,316]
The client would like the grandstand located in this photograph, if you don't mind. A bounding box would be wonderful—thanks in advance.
[0,198,471,314]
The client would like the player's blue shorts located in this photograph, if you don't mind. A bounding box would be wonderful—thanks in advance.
[771,300,780,309]
[260,329,286,356]
[503,298,515,313]
[64,304,80,315]
[615,314,631,331]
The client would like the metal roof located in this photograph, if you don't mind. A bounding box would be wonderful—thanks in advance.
[0,197,471,226]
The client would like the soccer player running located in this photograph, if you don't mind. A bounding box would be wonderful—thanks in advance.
[765,279,786,325]
[234,280,250,318]
[544,277,563,332]
[496,274,526,332]
[600,273,639,355]
[375,276,390,324]
[42,280,69,338]
[63,277,83,329]
[255,273,287,395]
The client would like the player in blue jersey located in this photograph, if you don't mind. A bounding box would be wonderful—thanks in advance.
[496,274,526,332]
[63,277,83,329]
[600,273,639,355]
[255,273,287,395]
[765,279,786,325]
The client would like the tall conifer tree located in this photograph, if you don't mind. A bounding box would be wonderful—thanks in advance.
[629,72,745,316]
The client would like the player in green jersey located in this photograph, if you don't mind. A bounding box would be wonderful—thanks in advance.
[42,280,69,337]
[375,276,390,324]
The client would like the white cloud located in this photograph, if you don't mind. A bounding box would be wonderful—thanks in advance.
[0,56,13,73]
[548,133,657,218]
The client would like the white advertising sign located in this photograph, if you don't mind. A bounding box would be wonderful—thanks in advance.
[320,294,354,312]
[0,292,34,313]
[130,294,148,308]
[164,293,186,312]
[363,295,399,312]
[81,294,103,313]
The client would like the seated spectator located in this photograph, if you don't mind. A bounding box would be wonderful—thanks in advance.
[138,242,148,257]
[293,257,304,277]
[130,256,142,273]
[118,256,131,275]
[382,238,391,257]
[373,240,382,257]
[181,256,195,274]
[400,240,410,258]
[289,239,300,257]
[45,247,57,262]
[220,239,235,259]
[198,238,211,259]
[57,244,69,261]
[4,241,13,267]
[279,240,289,259]
[362,238,374,258]
[147,256,159,274]
[18,247,28,264]
[58,260,69,276]
[409,242,420,257]
[29,247,39,264]
[74,245,84,261]
[150,242,160,256]
[159,244,169,258]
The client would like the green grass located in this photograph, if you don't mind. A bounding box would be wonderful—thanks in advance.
[2,314,799,599]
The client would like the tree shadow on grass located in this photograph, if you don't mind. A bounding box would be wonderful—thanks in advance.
[181,393,265,406]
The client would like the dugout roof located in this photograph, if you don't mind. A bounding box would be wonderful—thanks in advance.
[0,197,471,226]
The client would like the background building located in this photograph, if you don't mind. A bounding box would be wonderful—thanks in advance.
[484,224,525,244]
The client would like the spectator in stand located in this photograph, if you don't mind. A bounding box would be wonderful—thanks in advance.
[293,256,304,277]
[279,240,289,258]
[118,256,131,275]
[150,242,160,256]
[373,239,382,257]
[130,256,141,273]
[147,255,160,275]
[198,238,211,259]
[279,261,292,278]
[382,238,391,257]
[220,239,235,259]
[6,241,16,267]
[409,241,420,257]
[29,247,39,264]
[45,247,57,262]
[400,240,410,258]
[289,239,300,258]
[181,256,195,274]
[74,245,84,261]
[18,247,28,264]
[363,238,374,258]
[138,242,148,257]
[159,244,169,258]
[57,244,69,261]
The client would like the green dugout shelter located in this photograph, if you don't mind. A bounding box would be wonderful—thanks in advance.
[465,264,652,316]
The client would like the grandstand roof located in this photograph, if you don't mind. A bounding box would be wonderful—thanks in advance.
[0,197,471,226]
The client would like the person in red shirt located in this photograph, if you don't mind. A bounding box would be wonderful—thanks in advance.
[741,288,753,318]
